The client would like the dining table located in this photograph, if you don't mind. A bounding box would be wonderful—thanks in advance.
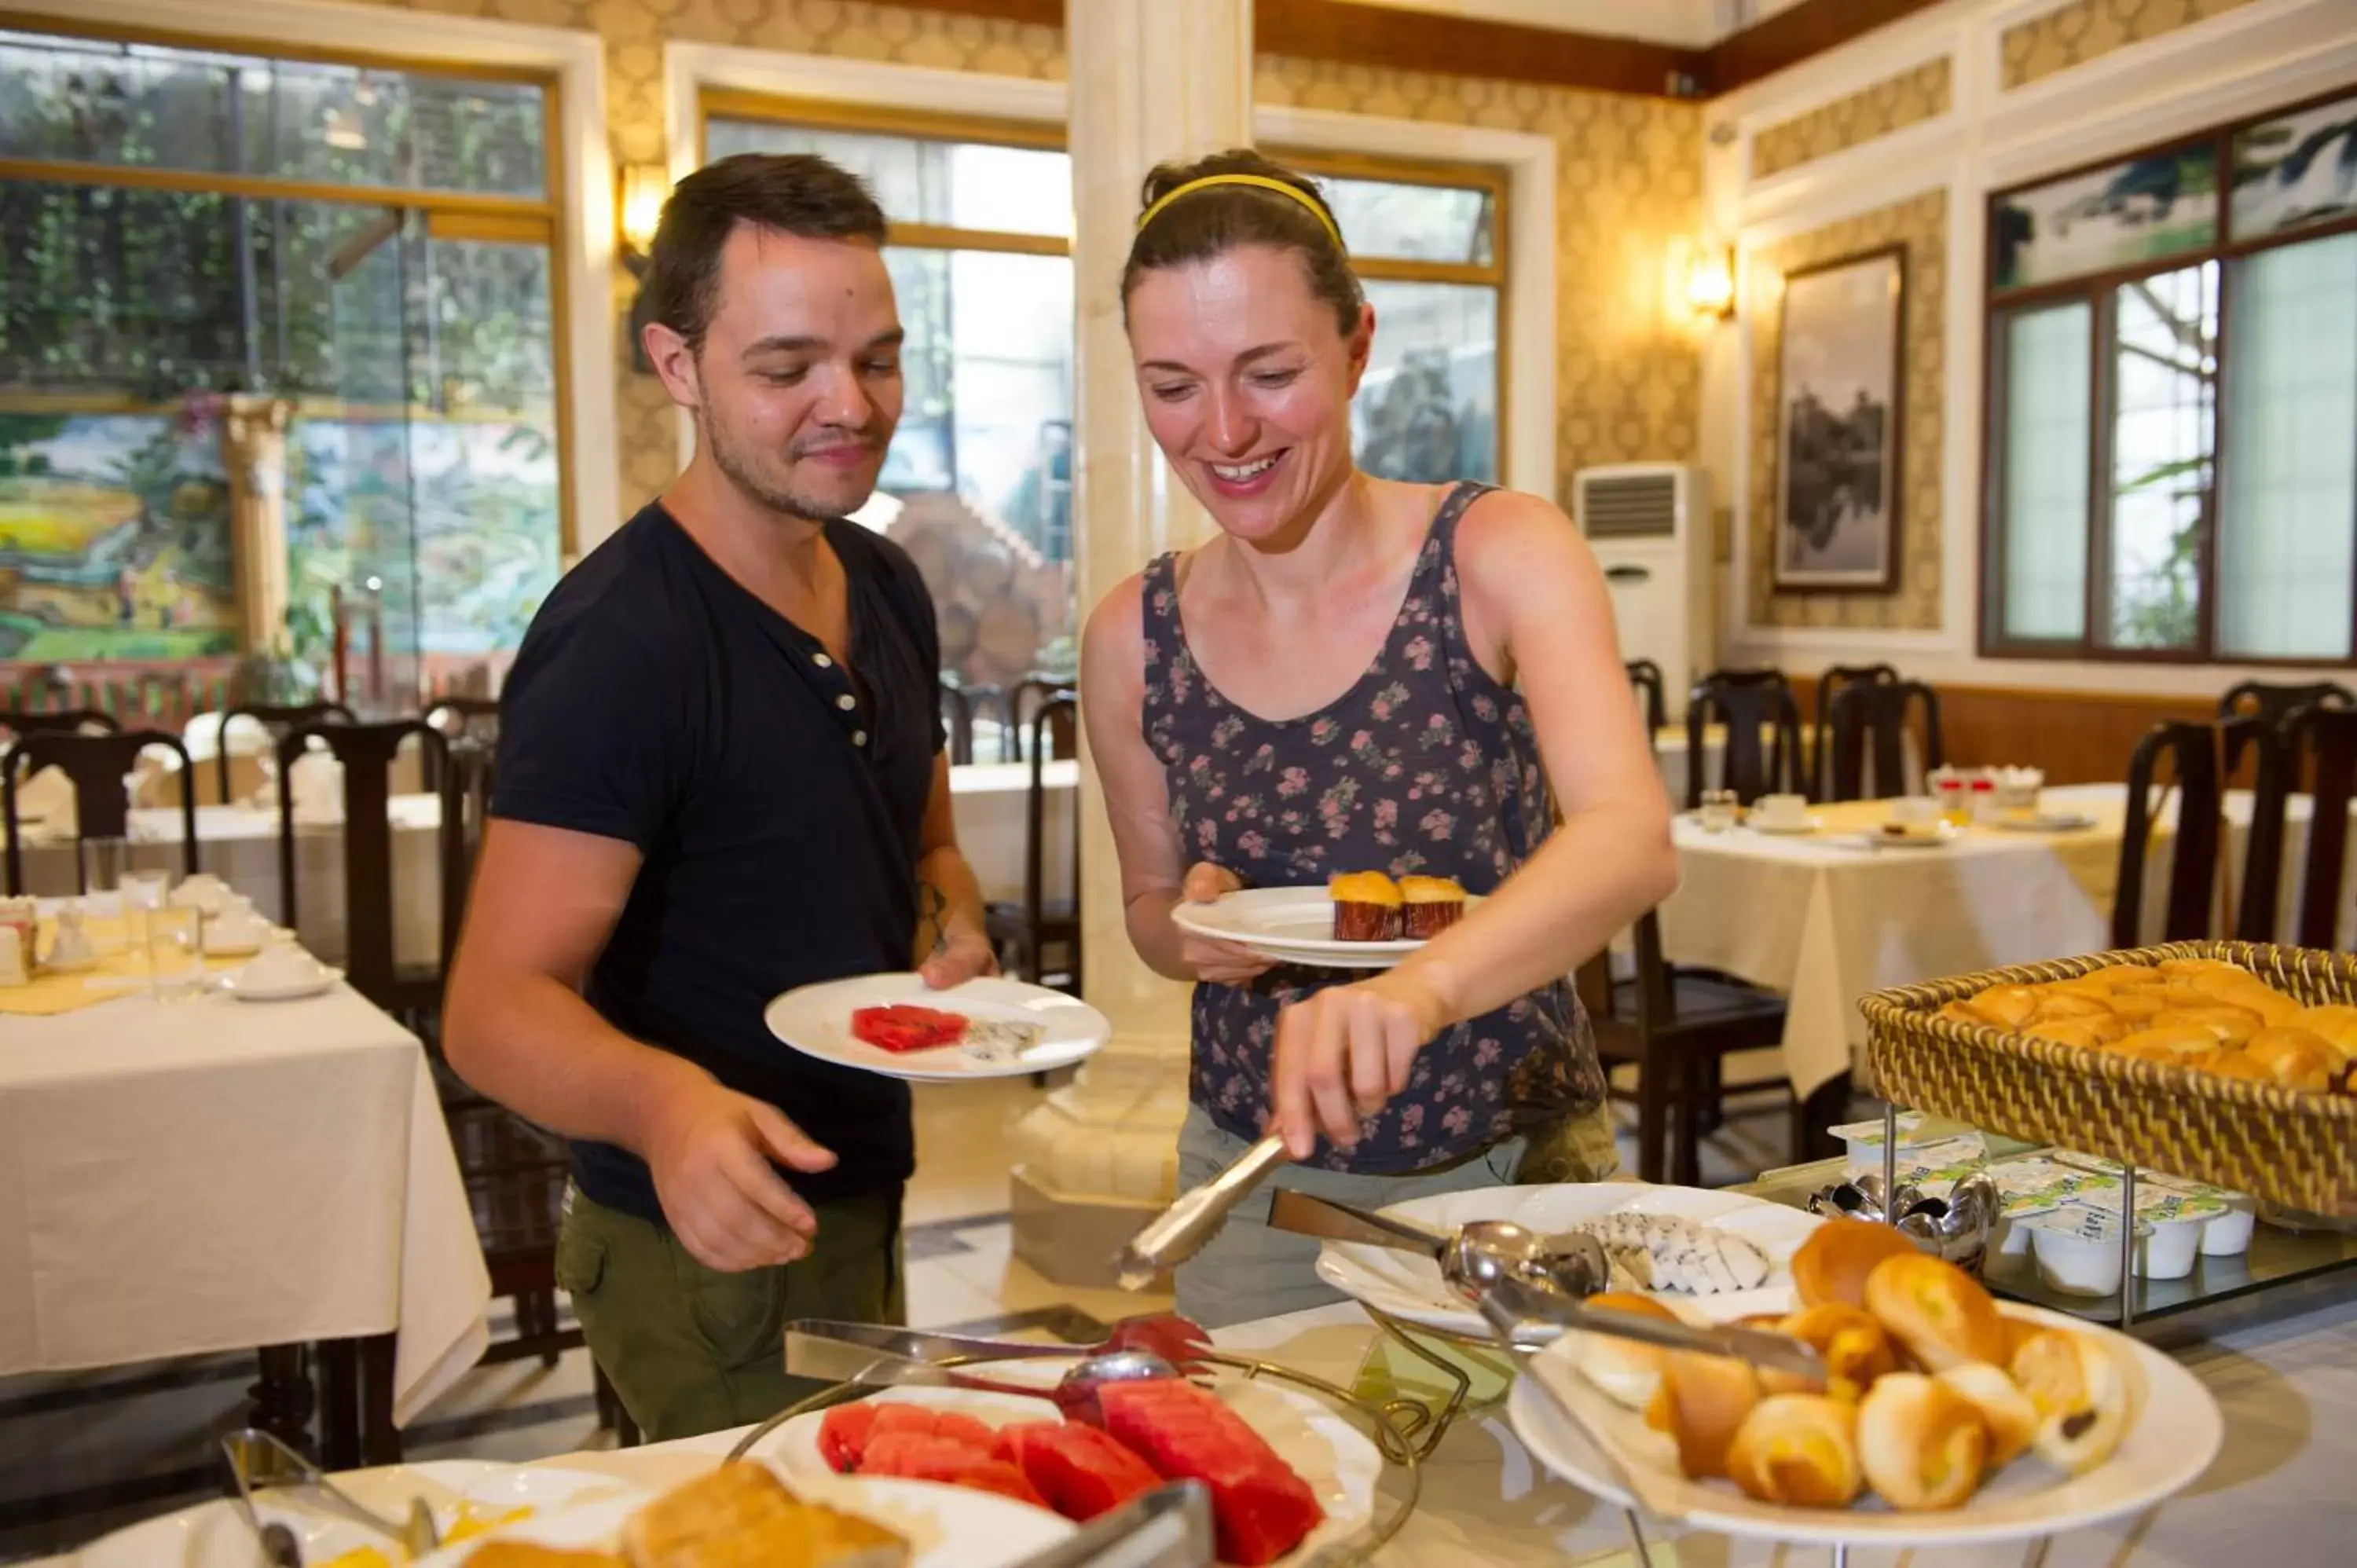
[110,1157,2352,1567]
[0,966,490,1467]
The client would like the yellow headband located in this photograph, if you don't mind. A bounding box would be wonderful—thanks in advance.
[1135,173,1345,251]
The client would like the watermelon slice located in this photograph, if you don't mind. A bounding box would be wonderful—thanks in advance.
[1098,1379,1324,1566]
[860,1431,1050,1510]
[995,1420,1161,1522]
[851,1003,970,1053]
[817,1401,880,1471]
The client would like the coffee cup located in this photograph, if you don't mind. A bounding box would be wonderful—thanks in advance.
[1754,793,1809,830]
[242,941,321,989]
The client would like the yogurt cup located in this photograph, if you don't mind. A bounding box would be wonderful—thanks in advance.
[2200,1192,2258,1256]
[2027,1207,2143,1297]
[2133,1212,2204,1279]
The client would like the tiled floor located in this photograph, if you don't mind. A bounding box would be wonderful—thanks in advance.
[0,1073,1806,1562]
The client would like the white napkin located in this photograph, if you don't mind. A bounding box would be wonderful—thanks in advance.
[287,751,345,822]
[13,767,74,835]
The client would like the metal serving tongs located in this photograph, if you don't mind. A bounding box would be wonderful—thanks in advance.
[1009,1480,1217,1568]
[1115,1132,1292,1288]
[221,1429,441,1563]
[1270,1191,1826,1383]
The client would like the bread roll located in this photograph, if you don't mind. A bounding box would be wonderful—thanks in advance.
[2150,1002,2265,1046]
[624,1464,909,1568]
[2204,977,2303,1027]
[2010,1328,2137,1476]
[2244,1027,2339,1090]
[1963,984,2040,1029]
[2156,958,2249,981]
[2106,987,2170,1023]
[1727,1394,1865,1508]
[2206,1051,2273,1083]
[2111,1024,2220,1064]
[1572,1291,1679,1409]
[1792,1218,1922,1310]
[1864,1252,2007,1372]
[2293,1003,2357,1054]
[1645,1350,1763,1480]
[2027,1020,2106,1051]
[1934,1362,2040,1467]
[2030,991,2112,1021]
[1779,1302,1900,1398]
[1857,1373,1989,1510]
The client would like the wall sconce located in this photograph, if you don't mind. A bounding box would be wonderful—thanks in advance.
[618,162,669,374]
[1684,244,1737,321]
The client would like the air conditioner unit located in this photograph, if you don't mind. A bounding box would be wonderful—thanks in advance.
[1570,463,1715,721]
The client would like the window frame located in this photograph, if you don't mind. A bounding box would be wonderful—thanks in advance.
[694,94,1516,487]
[1978,82,2357,666]
[0,13,577,551]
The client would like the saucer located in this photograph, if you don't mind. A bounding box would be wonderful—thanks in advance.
[224,962,341,1002]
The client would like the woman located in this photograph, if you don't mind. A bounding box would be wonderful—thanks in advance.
[1081,151,1677,1328]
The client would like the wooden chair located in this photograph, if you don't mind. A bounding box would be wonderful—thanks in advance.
[2217,680,2356,727]
[423,697,501,793]
[217,702,357,803]
[2233,705,2357,946]
[940,686,979,767]
[1811,663,1899,799]
[1,707,122,739]
[2114,721,2223,949]
[273,719,464,1018]
[984,696,1080,991]
[1005,678,1076,763]
[1684,669,1803,808]
[1824,680,1945,803]
[2,730,200,896]
[1579,914,1794,1187]
[1624,660,1667,737]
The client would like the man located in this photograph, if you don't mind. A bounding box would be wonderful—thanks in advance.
[442,154,995,1441]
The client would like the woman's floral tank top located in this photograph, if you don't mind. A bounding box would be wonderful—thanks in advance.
[1141,480,1606,1174]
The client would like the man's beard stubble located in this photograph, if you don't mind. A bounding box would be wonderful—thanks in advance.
[699,405,879,526]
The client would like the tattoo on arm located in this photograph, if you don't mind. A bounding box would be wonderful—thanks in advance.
[918,880,949,956]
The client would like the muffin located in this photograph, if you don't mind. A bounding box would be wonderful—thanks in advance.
[1398,875,1468,939]
[1329,871,1402,941]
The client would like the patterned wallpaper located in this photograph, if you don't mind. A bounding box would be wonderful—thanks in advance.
[2000,0,2270,90]
[1747,189,1948,632]
[354,0,1700,526]
[1752,57,1952,179]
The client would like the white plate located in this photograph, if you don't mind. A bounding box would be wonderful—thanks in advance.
[1748,815,1826,835]
[1314,1184,1822,1344]
[203,931,273,958]
[764,973,1111,1082]
[222,964,343,1002]
[1170,886,1483,970]
[411,1465,1072,1568]
[1508,1293,2220,1548]
[1989,811,2100,833]
[75,1460,635,1568]
[749,1372,1381,1568]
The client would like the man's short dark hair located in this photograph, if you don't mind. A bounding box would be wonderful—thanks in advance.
[639,153,889,354]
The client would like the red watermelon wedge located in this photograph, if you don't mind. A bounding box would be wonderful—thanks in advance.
[994,1420,1161,1522]
[860,1431,1050,1510]
[1097,1379,1324,1566]
[816,1401,881,1471]
[851,1004,970,1053]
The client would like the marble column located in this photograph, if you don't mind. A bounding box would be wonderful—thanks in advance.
[1007,0,1255,1288]
[220,394,295,654]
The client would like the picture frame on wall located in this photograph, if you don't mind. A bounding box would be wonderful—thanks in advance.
[1774,245,1905,592]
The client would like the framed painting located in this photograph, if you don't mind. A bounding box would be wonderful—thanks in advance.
[1774,246,1905,592]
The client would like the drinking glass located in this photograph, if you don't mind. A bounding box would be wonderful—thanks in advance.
[146,907,205,1002]
[119,868,170,946]
[80,836,126,896]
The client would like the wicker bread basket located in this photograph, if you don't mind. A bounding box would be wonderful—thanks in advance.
[1860,941,2357,1217]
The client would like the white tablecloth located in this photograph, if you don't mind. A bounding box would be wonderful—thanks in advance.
[1659,783,2131,1098]
[0,987,489,1426]
[16,798,449,970]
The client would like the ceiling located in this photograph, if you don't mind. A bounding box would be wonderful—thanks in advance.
[1340,0,1812,49]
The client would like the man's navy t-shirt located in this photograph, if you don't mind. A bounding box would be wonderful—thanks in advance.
[492,503,942,1220]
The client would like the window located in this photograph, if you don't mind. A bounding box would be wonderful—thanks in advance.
[695,99,1514,689]
[1983,88,2357,662]
[0,25,566,689]
[1281,152,1508,488]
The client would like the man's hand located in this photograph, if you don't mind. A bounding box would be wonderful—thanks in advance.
[920,925,999,989]
[643,1075,838,1272]
[1269,967,1453,1160]
[1178,863,1276,985]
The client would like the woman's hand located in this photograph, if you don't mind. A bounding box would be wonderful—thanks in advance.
[1177,863,1276,985]
[1269,966,1455,1158]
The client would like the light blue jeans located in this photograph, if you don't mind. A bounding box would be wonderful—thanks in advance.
[1171,1102,1620,1329]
